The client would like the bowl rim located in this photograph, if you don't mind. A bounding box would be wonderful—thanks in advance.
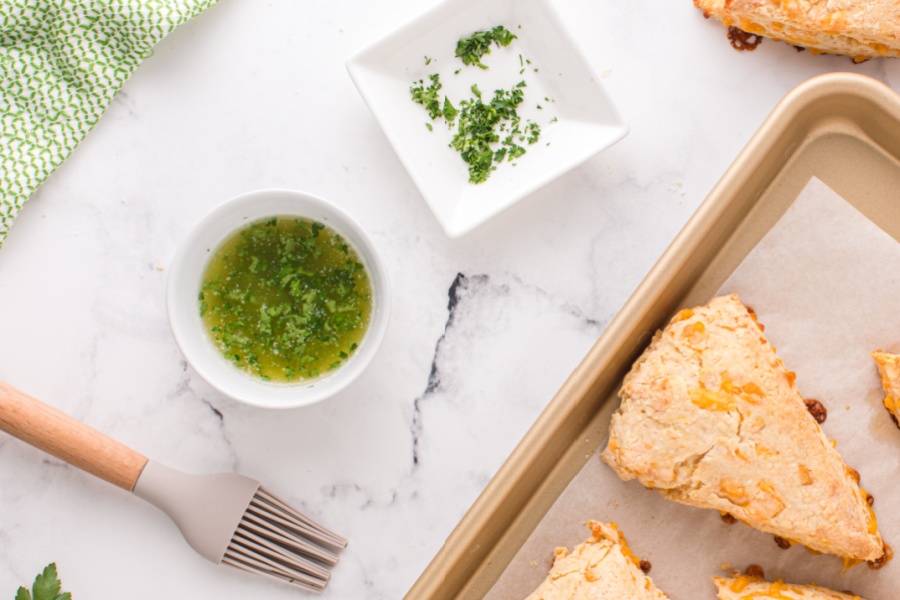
[166,188,390,409]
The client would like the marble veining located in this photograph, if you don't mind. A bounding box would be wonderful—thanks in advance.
[411,272,486,468]
[1,0,899,599]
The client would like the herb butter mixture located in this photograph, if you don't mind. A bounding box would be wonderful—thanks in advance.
[199,217,372,382]
[410,25,547,184]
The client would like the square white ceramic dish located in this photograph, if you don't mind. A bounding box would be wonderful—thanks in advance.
[346,0,628,238]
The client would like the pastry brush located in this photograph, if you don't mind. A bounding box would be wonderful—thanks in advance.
[0,380,347,591]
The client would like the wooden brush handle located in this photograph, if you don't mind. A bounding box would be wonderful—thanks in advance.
[0,380,148,491]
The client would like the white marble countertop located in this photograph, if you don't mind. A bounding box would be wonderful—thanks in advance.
[1,1,899,598]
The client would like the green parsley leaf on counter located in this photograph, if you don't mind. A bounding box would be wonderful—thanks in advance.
[16,563,71,600]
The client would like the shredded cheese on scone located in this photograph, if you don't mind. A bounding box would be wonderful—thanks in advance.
[871,350,900,423]
[601,294,884,562]
[524,521,669,600]
[713,573,865,599]
[694,0,900,62]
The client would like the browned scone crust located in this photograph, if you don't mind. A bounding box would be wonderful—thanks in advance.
[600,294,883,562]
[524,521,670,600]
[871,350,900,421]
[714,573,866,599]
[694,0,900,62]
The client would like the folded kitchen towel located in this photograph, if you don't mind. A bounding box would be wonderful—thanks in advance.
[0,0,218,247]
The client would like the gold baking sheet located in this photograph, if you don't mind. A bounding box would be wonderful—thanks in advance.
[406,72,900,599]
[487,175,900,598]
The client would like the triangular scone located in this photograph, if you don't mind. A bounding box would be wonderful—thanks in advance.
[601,294,883,561]
[871,350,900,424]
[714,574,867,600]
[524,521,670,600]
[693,0,900,62]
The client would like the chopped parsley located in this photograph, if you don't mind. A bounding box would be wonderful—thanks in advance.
[200,217,372,382]
[410,24,548,184]
[410,73,443,119]
[442,96,458,121]
[454,25,517,69]
[451,87,524,182]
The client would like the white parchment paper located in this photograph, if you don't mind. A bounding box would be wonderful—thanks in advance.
[487,178,900,599]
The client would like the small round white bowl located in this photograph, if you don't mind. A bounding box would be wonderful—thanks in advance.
[167,189,390,409]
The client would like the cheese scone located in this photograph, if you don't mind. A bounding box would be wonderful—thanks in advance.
[601,294,883,562]
[524,521,669,600]
[694,0,900,62]
[714,573,866,599]
[871,350,900,424]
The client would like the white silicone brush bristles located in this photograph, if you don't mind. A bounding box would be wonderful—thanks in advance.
[222,487,348,591]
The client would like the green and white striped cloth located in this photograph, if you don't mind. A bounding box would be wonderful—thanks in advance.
[1,0,218,246]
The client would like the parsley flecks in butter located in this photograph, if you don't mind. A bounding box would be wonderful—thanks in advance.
[199,217,372,383]
[410,25,548,184]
